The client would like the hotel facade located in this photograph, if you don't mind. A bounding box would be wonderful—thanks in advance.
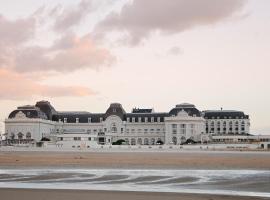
[4,101,251,147]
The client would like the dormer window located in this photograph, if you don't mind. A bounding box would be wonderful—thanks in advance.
[151,117,154,123]
[88,118,91,123]
[64,118,67,123]
[157,117,160,122]
[145,117,148,123]
[58,119,62,123]
[127,117,130,122]
[100,117,103,122]
[132,117,135,123]
[76,118,79,123]
[138,117,141,123]
[113,108,117,113]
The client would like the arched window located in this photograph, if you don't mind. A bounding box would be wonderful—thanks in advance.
[137,138,142,145]
[144,138,149,145]
[26,132,31,139]
[172,137,177,145]
[131,138,136,145]
[180,136,186,143]
[151,138,155,145]
[17,132,23,140]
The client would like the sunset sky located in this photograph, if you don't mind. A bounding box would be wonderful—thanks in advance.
[0,0,269,134]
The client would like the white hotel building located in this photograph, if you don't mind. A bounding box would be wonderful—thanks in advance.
[4,101,251,147]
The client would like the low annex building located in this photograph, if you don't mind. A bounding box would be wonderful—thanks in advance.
[4,101,250,147]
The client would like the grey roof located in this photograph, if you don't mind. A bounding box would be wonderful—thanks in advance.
[169,104,201,117]
[8,107,48,120]
[8,100,249,122]
[132,108,153,113]
[203,110,249,119]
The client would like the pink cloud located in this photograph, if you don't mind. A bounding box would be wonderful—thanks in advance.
[97,0,247,44]
[0,15,35,46]
[12,33,115,73]
[0,69,96,100]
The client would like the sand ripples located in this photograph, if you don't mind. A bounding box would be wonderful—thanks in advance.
[0,169,270,198]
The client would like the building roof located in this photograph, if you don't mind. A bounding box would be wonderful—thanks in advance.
[132,108,153,113]
[169,103,201,117]
[8,100,249,122]
[203,110,249,119]
[8,106,48,120]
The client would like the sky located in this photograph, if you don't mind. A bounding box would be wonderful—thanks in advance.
[0,0,269,134]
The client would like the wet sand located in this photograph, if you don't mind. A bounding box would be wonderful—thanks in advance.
[0,188,269,200]
[0,151,270,169]
[1,151,270,200]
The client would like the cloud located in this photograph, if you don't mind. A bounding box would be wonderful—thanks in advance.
[0,69,95,100]
[0,1,116,74]
[167,46,183,56]
[97,0,247,44]
[52,0,93,32]
[0,15,35,46]
[11,33,115,73]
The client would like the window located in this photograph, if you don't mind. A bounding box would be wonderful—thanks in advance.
[131,138,136,145]
[76,118,79,123]
[127,117,130,122]
[145,117,148,123]
[59,137,63,141]
[144,138,149,145]
[26,132,31,139]
[64,118,67,123]
[151,117,154,123]
[241,121,245,131]
[180,124,186,128]
[121,128,124,133]
[74,137,81,141]
[157,117,160,122]
[138,117,141,123]
[137,138,142,145]
[18,132,23,140]
[104,128,107,132]
[132,117,135,123]
[144,129,148,133]
[87,129,91,134]
[151,138,155,145]
[100,117,103,122]
[172,129,177,134]
[172,124,177,129]
[88,118,92,123]
[172,137,177,145]
[125,138,129,145]
[88,137,92,141]
[180,129,186,134]
[111,123,117,133]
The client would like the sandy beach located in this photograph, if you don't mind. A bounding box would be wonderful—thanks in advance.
[1,150,270,200]
[0,188,269,200]
[0,150,269,169]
